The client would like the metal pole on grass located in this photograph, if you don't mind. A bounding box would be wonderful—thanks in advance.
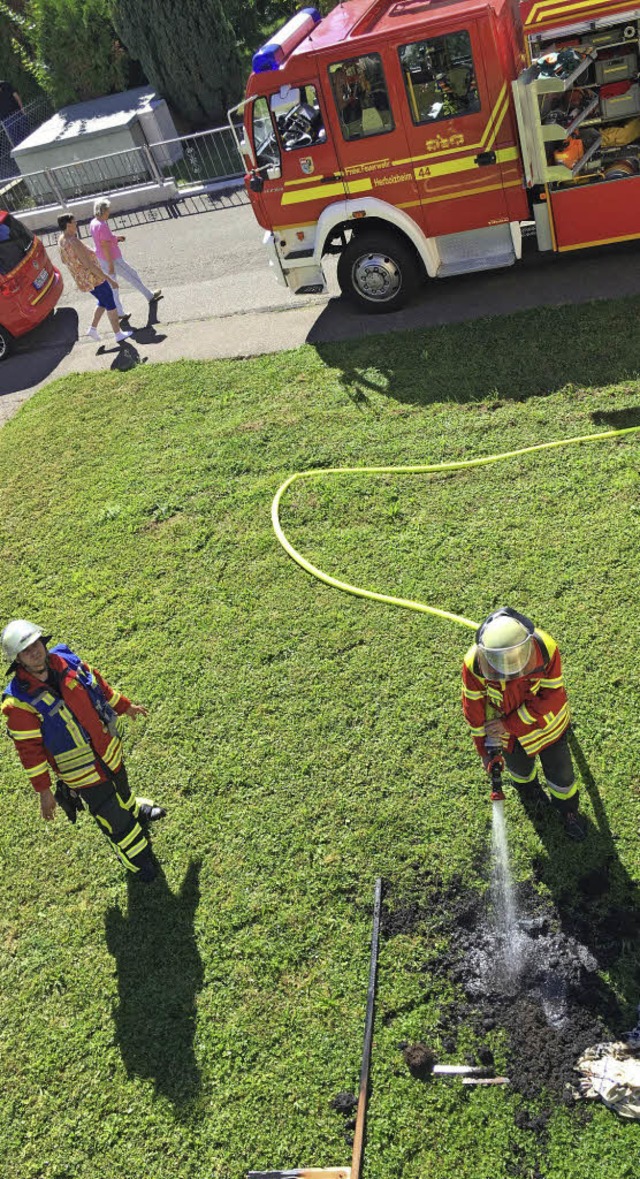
[350,877,383,1179]
[247,879,383,1179]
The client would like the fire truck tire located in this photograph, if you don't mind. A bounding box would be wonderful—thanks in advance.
[337,230,419,312]
[0,325,13,362]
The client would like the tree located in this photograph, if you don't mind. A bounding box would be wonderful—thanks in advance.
[30,0,133,105]
[0,0,140,109]
[112,0,244,127]
[0,0,44,101]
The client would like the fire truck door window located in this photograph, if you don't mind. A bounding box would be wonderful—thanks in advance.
[328,55,394,141]
[269,85,327,152]
[399,32,480,124]
[252,97,281,172]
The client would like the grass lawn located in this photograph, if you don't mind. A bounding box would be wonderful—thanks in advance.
[1,295,640,1179]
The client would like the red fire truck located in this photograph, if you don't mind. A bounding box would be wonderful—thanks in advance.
[237,0,640,311]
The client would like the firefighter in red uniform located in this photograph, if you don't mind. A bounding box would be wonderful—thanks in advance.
[462,607,586,841]
[1,619,165,880]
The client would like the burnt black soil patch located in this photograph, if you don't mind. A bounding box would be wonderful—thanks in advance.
[330,1090,357,1146]
[387,869,640,1108]
[401,1042,436,1080]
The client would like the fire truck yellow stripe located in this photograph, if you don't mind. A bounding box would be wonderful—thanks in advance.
[417,144,519,179]
[558,228,640,251]
[526,0,625,25]
[481,85,509,149]
[281,177,372,205]
[392,83,508,166]
[398,177,523,209]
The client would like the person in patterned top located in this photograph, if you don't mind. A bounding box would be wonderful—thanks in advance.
[57,214,133,345]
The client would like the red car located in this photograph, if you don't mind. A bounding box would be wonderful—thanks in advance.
[0,209,63,361]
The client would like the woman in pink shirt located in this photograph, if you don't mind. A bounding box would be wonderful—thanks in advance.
[90,197,161,319]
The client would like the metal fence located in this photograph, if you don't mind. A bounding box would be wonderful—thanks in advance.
[0,95,54,181]
[0,124,245,215]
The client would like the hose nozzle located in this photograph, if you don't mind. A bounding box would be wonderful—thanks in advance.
[485,735,505,804]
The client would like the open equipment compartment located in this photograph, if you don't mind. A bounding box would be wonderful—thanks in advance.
[516,4,640,249]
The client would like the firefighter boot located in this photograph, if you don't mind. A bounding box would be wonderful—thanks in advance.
[133,846,158,883]
[550,791,587,842]
[136,798,167,824]
[512,776,549,816]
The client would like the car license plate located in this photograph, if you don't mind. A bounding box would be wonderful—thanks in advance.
[33,267,49,290]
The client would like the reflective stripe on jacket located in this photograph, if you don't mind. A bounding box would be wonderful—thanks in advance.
[2,645,130,791]
[461,628,570,758]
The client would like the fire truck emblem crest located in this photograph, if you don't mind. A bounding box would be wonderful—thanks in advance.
[300,157,315,175]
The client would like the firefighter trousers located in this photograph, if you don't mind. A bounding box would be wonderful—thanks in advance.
[504,733,578,813]
[81,764,152,874]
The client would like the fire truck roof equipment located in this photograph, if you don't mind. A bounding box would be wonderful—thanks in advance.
[252,8,322,73]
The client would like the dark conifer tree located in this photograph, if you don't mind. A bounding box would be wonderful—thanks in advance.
[113,0,245,126]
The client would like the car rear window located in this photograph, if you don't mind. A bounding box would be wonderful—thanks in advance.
[0,212,34,275]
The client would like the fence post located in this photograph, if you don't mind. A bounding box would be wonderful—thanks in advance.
[140,144,164,184]
[45,168,66,207]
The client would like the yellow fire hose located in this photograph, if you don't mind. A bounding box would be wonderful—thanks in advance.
[271,425,640,628]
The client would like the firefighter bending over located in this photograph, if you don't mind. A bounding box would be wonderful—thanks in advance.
[1,620,166,881]
[461,607,586,841]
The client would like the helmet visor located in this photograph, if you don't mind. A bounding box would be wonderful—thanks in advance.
[478,633,532,680]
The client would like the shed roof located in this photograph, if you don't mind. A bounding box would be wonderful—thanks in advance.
[12,87,162,155]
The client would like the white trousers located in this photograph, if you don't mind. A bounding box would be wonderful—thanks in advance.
[99,256,153,315]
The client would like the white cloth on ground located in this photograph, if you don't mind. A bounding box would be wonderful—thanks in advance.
[574,1041,640,1118]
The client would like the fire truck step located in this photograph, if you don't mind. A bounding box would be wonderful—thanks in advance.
[437,251,516,277]
[434,225,517,278]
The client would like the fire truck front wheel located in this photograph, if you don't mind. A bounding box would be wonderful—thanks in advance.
[337,230,419,313]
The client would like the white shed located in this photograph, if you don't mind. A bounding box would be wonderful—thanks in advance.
[12,87,181,201]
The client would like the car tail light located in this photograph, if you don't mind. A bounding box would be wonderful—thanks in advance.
[0,278,20,297]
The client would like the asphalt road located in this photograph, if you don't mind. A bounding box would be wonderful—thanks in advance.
[3,183,640,422]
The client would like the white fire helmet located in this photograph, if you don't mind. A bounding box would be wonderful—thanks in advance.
[1,619,45,665]
[476,608,535,681]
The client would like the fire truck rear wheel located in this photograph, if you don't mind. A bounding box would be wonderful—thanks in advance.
[338,230,419,313]
[0,325,13,362]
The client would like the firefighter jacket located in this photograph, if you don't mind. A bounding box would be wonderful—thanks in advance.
[2,644,131,792]
[461,628,570,759]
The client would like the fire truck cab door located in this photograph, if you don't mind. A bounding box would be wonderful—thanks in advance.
[250,82,346,227]
[396,16,518,236]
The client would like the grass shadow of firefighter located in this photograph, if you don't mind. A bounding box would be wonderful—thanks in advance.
[104,859,203,1106]
[519,730,640,1032]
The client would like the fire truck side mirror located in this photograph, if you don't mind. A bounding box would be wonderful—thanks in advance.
[250,174,265,192]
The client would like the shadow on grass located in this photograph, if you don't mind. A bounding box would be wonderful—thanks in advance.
[105,859,203,1105]
[4,307,78,395]
[312,296,640,407]
[590,406,640,431]
[521,731,640,1028]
